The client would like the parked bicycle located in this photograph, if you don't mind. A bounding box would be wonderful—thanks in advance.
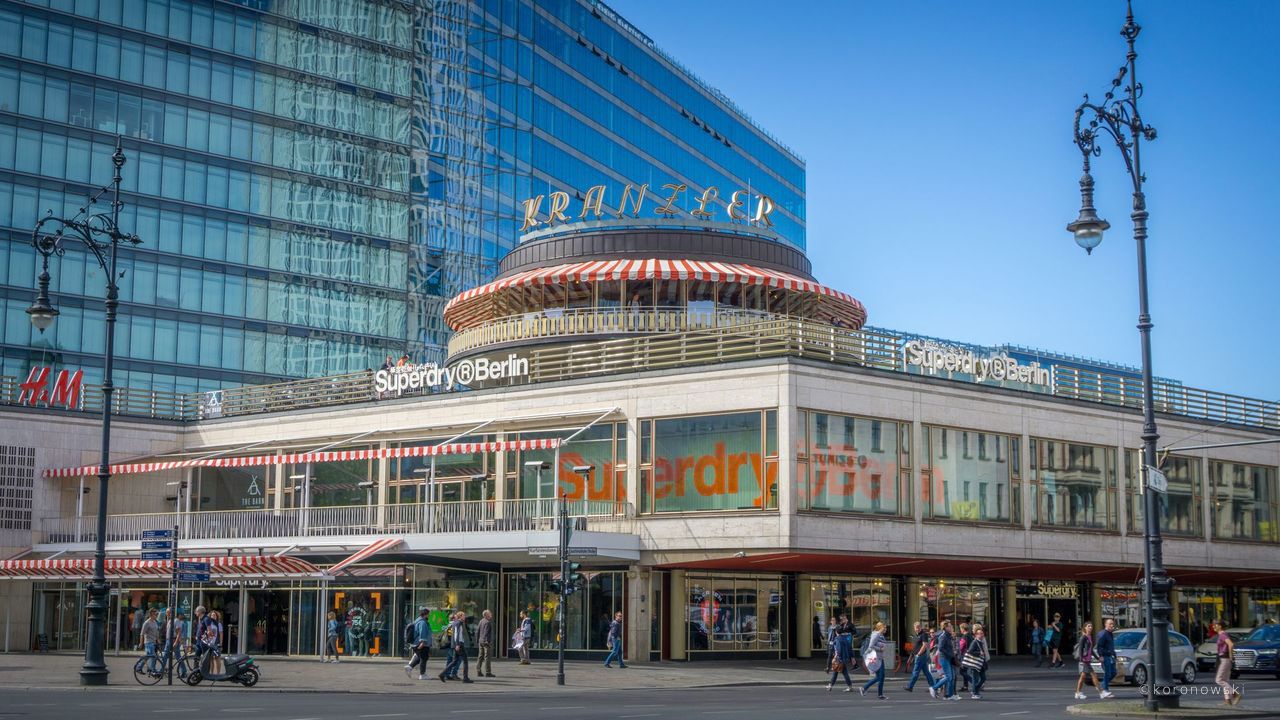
[133,646,198,686]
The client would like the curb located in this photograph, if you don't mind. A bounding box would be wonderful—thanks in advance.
[1065,703,1272,719]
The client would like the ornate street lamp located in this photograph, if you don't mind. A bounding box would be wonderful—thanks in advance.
[1067,2,1175,710]
[28,138,141,685]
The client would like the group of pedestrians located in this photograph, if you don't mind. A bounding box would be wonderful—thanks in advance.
[900,619,990,701]
[403,609,508,684]
[1031,613,1066,668]
[139,605,222,675]
[822,617,895,700]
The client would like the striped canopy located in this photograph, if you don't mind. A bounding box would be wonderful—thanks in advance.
[443,259,867,330]
[43,438,562,479]
[0,555,323,580]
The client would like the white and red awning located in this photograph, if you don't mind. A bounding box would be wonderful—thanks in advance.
[0,555,323,580]
[43,438,561,479]
[442,259,867,330]
[329,538,402,574]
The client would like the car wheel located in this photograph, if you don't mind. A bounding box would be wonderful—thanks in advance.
[1132,664,1148,688]
[1181,663,1196,684]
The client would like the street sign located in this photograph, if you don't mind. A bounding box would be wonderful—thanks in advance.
[527,546,597,556]
[568,547,597,556]
[176,561,210,573]
[1145,466,1168,494]
[177,572,210,583]
[142,529,174,539]
[141,540,173,550]
[141,551,173,561]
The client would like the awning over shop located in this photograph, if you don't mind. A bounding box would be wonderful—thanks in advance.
[328,538,403,574]
[0,555,324,581]
[43,438,562,479]
[442,258,869,330]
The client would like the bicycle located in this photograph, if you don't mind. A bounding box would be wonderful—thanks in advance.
[133,646,198,686]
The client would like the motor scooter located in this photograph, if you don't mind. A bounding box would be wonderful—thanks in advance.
[185,649,260,687]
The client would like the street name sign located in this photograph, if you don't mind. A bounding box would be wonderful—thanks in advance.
[141,540,173,550]
[142,529,174,539]
[141,551,173,561]
[177,572,210,583]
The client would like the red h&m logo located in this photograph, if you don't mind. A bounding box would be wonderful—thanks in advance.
[17,366,84,410]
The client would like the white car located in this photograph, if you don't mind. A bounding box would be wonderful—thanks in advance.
[1090,629,1198,686]
[1196,628,1251,672]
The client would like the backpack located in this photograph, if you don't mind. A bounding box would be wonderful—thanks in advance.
[1072,635,1087,661]
[404,620,417,647]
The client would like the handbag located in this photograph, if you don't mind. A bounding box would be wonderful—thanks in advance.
[864,649,881,673]
[831,658,845,673]
[961,652,984,671]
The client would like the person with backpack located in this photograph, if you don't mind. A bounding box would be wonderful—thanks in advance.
[963,624,990,699]
[1072,621,1105,700]
[858,621,889,700]
[1048,612,1065,668]
[1030,618,1045,667]
[903,622,932,693]
[825,622,855,692]
[928,620,958,700]
[403,608,432,679]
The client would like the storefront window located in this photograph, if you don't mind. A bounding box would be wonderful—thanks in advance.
[918,579,990,630]
[1030,439,1116,529]
[1177,586,1229,645]
[505,570,624,652]
[685,574,784,652]
[1210,461,1279,542]
[796,411,910,516]
[809,577,893,646]
[198,466,268,511]
[1249,588,1280,625]
[923,426,1019,523]
[1099,585,1143,629]
[639,411,775,513]
[1126,452,1202,537]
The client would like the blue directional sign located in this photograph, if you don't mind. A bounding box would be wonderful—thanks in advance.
[141,551,173,561]
[175,561,209,573]
[177,572,210,583]
[142,529,174,539]
[141,540,173,550]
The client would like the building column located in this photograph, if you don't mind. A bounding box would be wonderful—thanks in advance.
[1090,583,1103,630]
[628,567,650,663]
[625,417,639,512]
[376,440,389,527]
[906,578,921,631]
[796,574,812,658]
[1238,588,1252,627]
[668,570,686,661]
[1170,588,1182,636]
[1003,580,1017,655]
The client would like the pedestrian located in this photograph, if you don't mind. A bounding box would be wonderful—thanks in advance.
[141,608,160,673]
[825,624,855,692]
[824,617,838,671]
[171,611,187,659]
[1213,619,1241,706]
[404,608,432,679]
[603,611,626,668]
[904,622,932,692]
[518,610,532,664]
[191,605,208,659]
[1072,621,1104,700]
[957,622,973,693]
[203,610,224,676]
[476,609,495,678]
[928,620,958,700]
[1096,618,1117,698]
[1031,618,1045,667]
[1048,612,1065,668]
[324,611,342,662]
[440,611,473,683]
[964,624,990,699]
[859,621,889,700]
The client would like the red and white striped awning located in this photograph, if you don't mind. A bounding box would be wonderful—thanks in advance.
[43,438,561,479]
[0,555,323,580]
[329,538,402,574]
[442,259,867,330]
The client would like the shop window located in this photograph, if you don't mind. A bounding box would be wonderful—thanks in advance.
[685,574,783,652]
[1030,439,1117,530]
[506,570,623,652]
[639,411,772,513]
[924,425,1019,524]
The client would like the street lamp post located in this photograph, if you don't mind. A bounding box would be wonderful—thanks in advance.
[1067,2,1176,711]
[26,138,141,685]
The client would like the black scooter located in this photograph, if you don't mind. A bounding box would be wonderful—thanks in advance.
[185,650,261,687]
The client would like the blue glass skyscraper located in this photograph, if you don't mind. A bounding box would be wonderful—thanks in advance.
[0,0,806,391]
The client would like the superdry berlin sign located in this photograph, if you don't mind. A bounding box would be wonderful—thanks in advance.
[375,354,528,396]
[903,340,1051,387]
[17,366,83,410]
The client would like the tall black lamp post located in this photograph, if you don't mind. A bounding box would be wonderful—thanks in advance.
[26,139,141,685]
[1067,2,1176,711]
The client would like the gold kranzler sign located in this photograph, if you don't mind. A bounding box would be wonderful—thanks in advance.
[520,182,776,232]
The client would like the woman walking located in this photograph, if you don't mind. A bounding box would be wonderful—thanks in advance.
[859,621,889,700]
[517,610,532,665]
[324,611,341,662]
[1031,618,1045,667]
[964,624,990,699]
[956,622,973,693]
[825,624,855,692]
[1213,619,1241,706]
[1073,621,1104,700]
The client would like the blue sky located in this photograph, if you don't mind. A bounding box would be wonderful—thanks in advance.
[614,0,1280,400]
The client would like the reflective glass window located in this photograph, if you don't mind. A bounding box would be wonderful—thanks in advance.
[1210,461,1278,542]
[924,425,1020,523]
[1030,439,1117,530]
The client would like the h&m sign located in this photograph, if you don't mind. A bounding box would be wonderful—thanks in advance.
[17,366,83,410]
[520,182,777,232]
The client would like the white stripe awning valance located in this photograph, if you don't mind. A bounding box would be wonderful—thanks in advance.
[43,438,562,479]
[328,538,402,574]
[0,555,323,580]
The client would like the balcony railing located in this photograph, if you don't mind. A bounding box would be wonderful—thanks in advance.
[39,499,635,545]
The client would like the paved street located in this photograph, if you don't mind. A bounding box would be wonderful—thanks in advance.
[0,654,1278,719]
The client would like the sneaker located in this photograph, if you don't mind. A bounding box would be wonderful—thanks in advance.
[859,687,867,697]
[948,696,960,701]
[928,687,937,699]
[1074,692,1086,700]
[1101,691,1114,699]
[486,673,495,678]
[903,685,913,693]
[619,664,627,668]
[970,693,979,699]
[844,686,853,693]
[825,684,832,692]
[438,673,447,683]
[877,695,887,700]
[418,674,426,680]
[604,664,612,668]
[404,664,414,679]
[462,678,474,684]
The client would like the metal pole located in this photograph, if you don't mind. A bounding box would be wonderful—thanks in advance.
[168,521,177,685]
[557,490,567,686]
[80,142,127,686]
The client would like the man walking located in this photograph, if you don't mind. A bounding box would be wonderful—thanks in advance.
[476,610,495,678]
[141,609,160,673]
[904,622,931,692]
[440,611,473,683]
[603,611,626,668]
[404,607,432,680]
[518,610,532,665]
[928,620,958,700]
[1096,618,1117,699]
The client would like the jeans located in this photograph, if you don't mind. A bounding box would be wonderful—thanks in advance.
[906,654,930,690]
[604,637,625,667]
[409,645,430,672]
[931,656,954,696]
[862,662,886,695]
[518,639,530,663]
[324,635,339,660]
[829,664,852,687]
[1101,656,1116,691]
[144,641,158,672]
[971,665,987,694]
[477,642,492,675]
[444,644,470,679]
[1033,642,1044,665]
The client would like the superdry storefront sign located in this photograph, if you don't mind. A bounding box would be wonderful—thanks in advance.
[374,354,529,395]
[903,340,1051,387]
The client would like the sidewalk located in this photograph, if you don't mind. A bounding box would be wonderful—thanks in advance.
[0,652,1070,694]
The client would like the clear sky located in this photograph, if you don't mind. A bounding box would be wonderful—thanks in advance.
[613,0,1280,401]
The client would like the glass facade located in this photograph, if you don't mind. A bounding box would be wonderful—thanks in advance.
[1210,460,1278,543]
[2,0,804,388]
[1029,439,1117,530]
[923,425,1020,524]
[505,569,624,653]
[1126,452,1202,537]
[684,573,784,653]
[638,410,778,514]
[795,410,911,517]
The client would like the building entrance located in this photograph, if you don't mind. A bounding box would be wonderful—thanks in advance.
[246,589,291,655]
